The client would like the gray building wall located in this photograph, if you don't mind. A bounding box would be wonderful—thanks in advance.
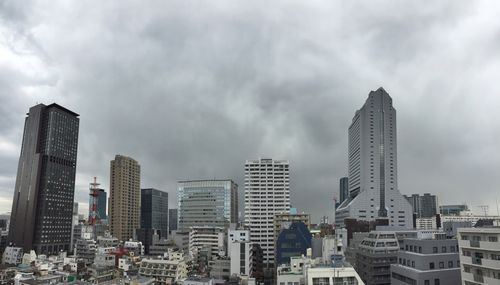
[8,103,79,255]
[405,193,438,218]
[169,209,178,233]
[391,237,461,285]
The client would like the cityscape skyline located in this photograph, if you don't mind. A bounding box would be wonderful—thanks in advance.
[2,2,500,223]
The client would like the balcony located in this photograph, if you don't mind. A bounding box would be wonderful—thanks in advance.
[472,257,482,265]
[473,274,484,283]
[470,240,480,248]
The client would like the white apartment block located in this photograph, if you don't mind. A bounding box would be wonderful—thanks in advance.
[188,226,226,261]
[458,227,500,285]
[244,158,290,267]
[228,229,251,276]
[336,88,412,228]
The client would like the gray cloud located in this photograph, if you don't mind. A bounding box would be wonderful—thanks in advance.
[1,1,500,220]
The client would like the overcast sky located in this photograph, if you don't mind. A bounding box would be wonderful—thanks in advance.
[1,1,500,222]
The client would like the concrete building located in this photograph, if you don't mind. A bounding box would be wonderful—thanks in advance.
[275,222,312,265]
[336,88,412,228]
[339,177,349,205]
[391,233,461,285]
[244,158,290,267]
[168,209,178,233]
[2,246,23,265]
[405,193,438,218]
[228,228,251,276]
[109,155,141,241]
[188,227,225,264]
[178,180,238,231]
[8,103,79,254]
[208,258,231,280]
[141,188,169,238]
[458,226,500,285]
[138,251,188,285]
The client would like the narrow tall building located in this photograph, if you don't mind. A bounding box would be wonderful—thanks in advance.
[405,193,438,218]
[109,155,141,241]
[141,188,169,238]
[339,177,349,204]
[177,180,238,231]
[244,158,290,267]
[336,88,412,227]
[8,103,79,254]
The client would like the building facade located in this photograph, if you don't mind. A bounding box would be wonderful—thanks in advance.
[440,205,469,216]
[8,103,79,255]
[141,188,169,238]
[177,180,238,231]
[273,213,310,246]
[336,88,412,228]
[405,193,438,218]
[169,209,178,233]
[228,228,251,276]
[188,226,226,264]
[109,155,141,241]
[339,177,349,205]
[244,158,290,267]
[275,222,312,265]
[391,234,461,285]
[458,227,500,285]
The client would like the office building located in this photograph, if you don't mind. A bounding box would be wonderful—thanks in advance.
[339,177,349,205]
[273,213,310,246]
[169,209,178,233]
[245,158,290,267]
[458,226,500,285]
[109,155,141,241]
[141,188,169,238]
[8,103,79,254]
[177,180,238,231]
[440,205,469,216]
[228,229,251,276]
[405,193,438,218]
[275,222,312,265]
[188,226,226,264]
[391,233,461,285]
[336,88,412,227]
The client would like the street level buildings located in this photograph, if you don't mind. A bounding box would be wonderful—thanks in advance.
[8,103,79,254]
[109,155,141,241]
[244,158,290,267]
[177,180,238,231]
[336,88,412,228]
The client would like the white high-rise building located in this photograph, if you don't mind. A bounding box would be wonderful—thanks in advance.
[244,158,290,267]
[336,88,412,227]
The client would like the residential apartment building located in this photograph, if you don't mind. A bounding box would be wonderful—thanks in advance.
[458,227,500,285]
[228,228,251,276]
[244,158,290,267]
[178,180,238,231]
[188,226,226,263]
[109,155,141,241]
[8,103,79,254]
[335,88,413,227]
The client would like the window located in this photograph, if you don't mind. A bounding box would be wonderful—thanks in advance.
[442,246,447,253]
[433,247,438,253]
[429,262,435,269]
[450,246,455,252]
[489,236,498,242]
[439,262,444,269]
[448,261,453,268]
[434,279,440,285]
[425,281,430,285]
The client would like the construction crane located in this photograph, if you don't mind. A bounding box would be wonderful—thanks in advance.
[88,177,101,225]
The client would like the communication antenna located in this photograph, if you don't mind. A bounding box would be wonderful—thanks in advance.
[88,177,101,225]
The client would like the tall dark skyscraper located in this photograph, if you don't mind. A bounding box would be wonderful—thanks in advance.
[8,103,79,254]
[339,177,349,205]
[405,193,438,218]
[140,188,168,238]
[168,209,178,233]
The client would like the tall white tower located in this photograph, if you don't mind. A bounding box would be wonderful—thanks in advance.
[336,88,412,227]
[244,158,290,267]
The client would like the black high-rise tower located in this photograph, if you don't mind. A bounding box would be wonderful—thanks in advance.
[8,103,79,254]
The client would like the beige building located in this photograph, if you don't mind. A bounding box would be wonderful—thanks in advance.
[109,155,141,241]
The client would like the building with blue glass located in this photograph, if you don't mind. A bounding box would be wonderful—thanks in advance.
[275,221,312,265]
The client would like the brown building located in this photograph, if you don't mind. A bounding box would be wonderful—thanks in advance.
[109,155,141,241]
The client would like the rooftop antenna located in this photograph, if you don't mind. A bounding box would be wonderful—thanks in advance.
[477,205,489,217]
[88,177,101,226]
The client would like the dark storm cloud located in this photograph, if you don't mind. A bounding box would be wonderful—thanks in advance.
[1,1,500,219]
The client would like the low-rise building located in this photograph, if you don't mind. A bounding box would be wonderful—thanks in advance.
[2,247,23,265]
[458,226,500,285]
[138,251,188,285]
[391,233,461,285]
